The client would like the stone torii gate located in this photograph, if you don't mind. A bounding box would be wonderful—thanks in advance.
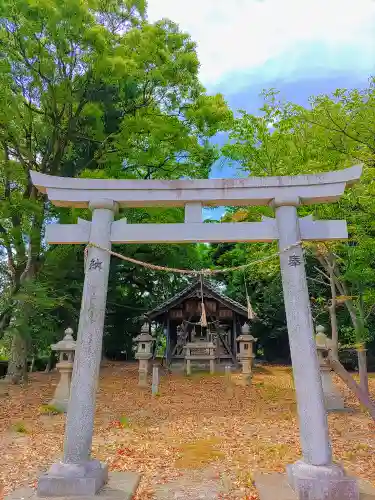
[31,165,362,499]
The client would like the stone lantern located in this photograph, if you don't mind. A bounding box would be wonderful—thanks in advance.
[134,323,154,387]
[49,328,77,412]
[237,323,257,383]
[315,325,345,411]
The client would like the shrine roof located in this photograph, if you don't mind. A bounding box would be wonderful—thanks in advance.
[146,280,248,320]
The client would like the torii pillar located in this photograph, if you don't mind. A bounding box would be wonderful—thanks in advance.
[273,200,353,496]
[30,166,362,499]
[38,200,117,496]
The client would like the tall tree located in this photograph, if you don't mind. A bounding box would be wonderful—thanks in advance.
[221,86,375,381]
[0,0,231,382]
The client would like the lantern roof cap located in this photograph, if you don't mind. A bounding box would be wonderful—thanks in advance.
[51,328,76,351]
[237,334,257,342]
[134,332,153,343]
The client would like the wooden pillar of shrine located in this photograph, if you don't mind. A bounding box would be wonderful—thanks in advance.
[165,315,171,366]
[232,313,238,358]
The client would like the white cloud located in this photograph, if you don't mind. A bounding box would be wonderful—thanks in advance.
[147,0,375,85]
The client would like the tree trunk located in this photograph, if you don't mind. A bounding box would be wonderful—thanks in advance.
[333,275,370,395]
[332,275,360,328]
[316,249,371,399]
[328,265,339,358]
[327,351,375,421]
[357,346,369,397]
[357,288,370,397]
[0,308,13,339]
[5,331,28,384]
[29,355,35,373]
[44,351,54,373]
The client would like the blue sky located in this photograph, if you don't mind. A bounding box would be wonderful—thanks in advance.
[148,0,375,102]
[148,0,375,216]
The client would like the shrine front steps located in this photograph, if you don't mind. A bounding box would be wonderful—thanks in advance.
[254,472,375,500]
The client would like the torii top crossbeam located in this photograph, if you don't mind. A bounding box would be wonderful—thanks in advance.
[30,165,363,245]
[31,165,362,208]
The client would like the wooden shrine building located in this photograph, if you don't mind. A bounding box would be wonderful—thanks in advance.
[146,280,250,367]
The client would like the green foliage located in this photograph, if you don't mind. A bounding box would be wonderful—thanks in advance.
[218,83,375,360]
[0,344,8,360]
[0,0,231,374]
[119,416,130,427]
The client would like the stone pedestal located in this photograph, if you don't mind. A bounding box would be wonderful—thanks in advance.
[50,362,73,413]
[255,472,375,500]
[38,461,108,497]
[7,472,141,500]
[136,355,152,387]
[287,461,359,500]
[315,327,345,412]
[321,367,345,411]
[49,329,76,413]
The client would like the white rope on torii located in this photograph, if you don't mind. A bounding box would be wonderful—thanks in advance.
[84,240,303,323]
[85,240,303,275]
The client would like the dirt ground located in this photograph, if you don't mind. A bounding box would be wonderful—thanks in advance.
[0,363,374,499]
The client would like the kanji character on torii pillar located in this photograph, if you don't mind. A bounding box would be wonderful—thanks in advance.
[31,165,362,500]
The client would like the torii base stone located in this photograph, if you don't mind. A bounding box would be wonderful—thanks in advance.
[37,461,108,497]
[5,472,140,500]
[254,472,375,500]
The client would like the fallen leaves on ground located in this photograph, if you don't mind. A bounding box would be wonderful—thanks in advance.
[0,364,374,499]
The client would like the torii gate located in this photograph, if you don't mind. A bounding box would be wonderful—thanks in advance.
[32,165,362,499]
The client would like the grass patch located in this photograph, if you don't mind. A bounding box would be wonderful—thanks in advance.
[12,422,28,434]
[119,415,130,428]
[262,443,290,460]
[175,438,224,469]
[109,416,131,429]
[236,441,296,468]
[342,442,373,460]
[39,404,64,415]
[236,470,255,489]
[259,384,295,403]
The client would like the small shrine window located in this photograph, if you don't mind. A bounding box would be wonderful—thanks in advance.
[171,309,183,318]
[219,309,233,318]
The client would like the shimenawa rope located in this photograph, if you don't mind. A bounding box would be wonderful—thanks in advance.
[84,241,303,276]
